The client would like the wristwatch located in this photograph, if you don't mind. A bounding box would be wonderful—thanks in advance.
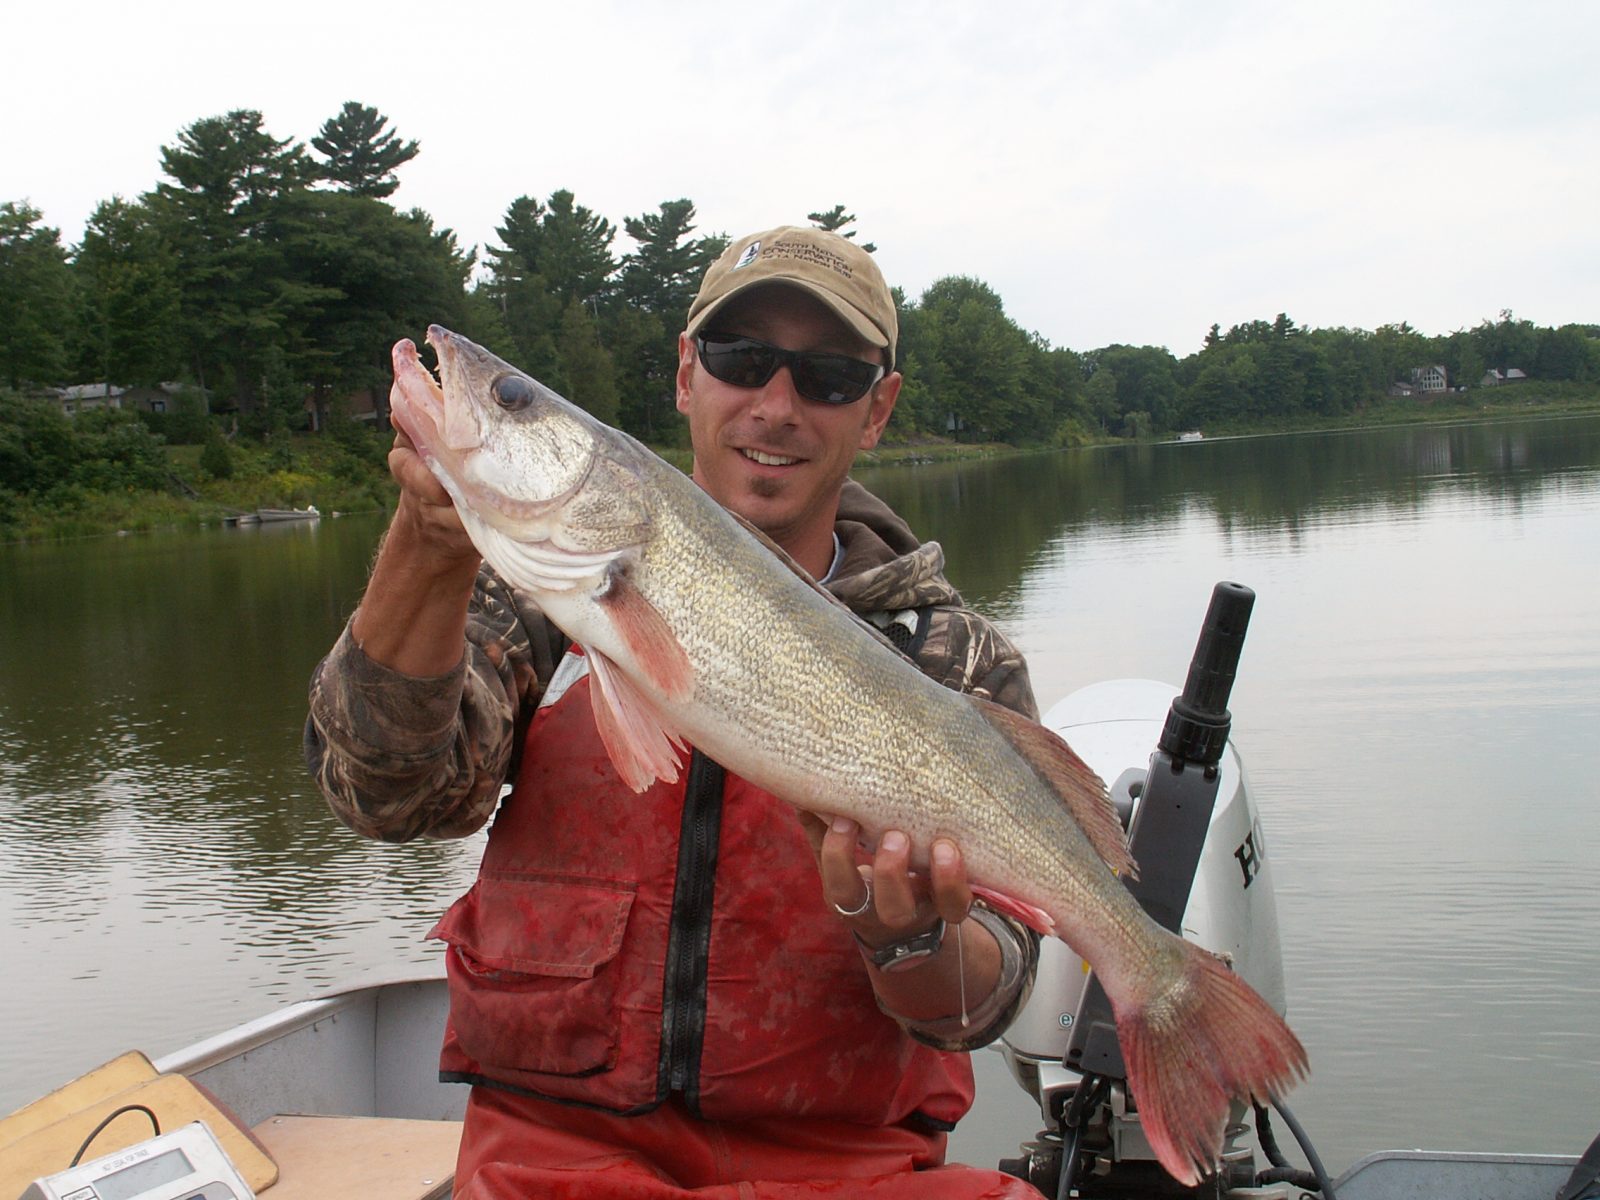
[855,918,947,972]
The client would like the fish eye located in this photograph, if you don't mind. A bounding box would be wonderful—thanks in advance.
[492,374,536,411]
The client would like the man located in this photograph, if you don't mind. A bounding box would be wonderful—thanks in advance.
[306,225,1043,1198]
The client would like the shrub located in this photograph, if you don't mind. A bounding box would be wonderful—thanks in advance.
[199,433,233,480]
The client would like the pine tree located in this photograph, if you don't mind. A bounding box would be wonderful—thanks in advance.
[311,102,419,199]
[807,205,876,253]
[0,202,77,389]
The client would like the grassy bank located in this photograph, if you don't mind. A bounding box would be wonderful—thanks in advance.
[1196,381,1600,438]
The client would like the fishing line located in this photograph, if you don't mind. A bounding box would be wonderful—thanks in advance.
[957,919,969,1028]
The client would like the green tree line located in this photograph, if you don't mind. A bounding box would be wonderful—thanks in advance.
[3,101,1598,462]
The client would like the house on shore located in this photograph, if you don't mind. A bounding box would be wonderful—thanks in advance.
[52,382,200,416]
[1410,365,1449,393]
[1480,368,1529,386]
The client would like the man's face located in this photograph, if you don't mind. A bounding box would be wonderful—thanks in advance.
[675,285,899,555]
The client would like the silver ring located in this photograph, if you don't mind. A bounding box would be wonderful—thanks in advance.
[832,876,873,918]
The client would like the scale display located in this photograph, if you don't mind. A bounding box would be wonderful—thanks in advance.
[19,1121,254,1200]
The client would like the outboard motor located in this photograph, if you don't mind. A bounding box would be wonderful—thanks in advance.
[999,583,1294,1197]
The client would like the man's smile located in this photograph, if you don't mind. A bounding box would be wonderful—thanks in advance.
[740,448,803,467]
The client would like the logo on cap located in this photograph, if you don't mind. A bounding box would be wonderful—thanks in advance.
[733,242,761,270]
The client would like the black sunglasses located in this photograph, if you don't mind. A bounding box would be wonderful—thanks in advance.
[696,332,885,406]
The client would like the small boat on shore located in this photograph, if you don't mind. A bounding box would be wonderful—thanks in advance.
[255,506,320,523]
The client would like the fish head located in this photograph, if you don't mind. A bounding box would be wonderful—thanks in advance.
[390,326,654,588]
[391,326,598,529]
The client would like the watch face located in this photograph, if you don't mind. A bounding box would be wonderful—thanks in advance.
[867,918,947,971]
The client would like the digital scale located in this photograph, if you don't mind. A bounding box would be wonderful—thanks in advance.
[18,1121,254,1200]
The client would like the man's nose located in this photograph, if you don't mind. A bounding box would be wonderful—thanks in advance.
[747,365,802,423]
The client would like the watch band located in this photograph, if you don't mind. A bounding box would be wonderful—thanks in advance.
[855,918,947,973]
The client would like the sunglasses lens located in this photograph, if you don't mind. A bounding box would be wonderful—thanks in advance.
[792,355,881,405]
[699,336,778,388]
[697,334,882,405]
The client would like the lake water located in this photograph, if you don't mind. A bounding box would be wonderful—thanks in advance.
[3,414,1597,1176]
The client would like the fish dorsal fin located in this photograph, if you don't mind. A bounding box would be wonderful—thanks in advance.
[585,646,687,792]
[973,696,1137,879]
[597,568,693,701]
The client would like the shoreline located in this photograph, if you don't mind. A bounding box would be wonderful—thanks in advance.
[5,394,1597,545]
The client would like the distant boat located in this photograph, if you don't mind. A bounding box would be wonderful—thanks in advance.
[1177,430,1204,442]
[255,506,320,522]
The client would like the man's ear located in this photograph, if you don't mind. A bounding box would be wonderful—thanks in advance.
[674,333,697,414]
[858,372,901,451]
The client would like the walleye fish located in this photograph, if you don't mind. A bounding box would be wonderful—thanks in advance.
[388,325,1307,1185]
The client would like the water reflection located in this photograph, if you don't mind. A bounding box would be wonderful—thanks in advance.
[0,513,486,1106]
[856,415,1600,609]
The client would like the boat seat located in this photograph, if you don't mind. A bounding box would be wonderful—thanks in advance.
[250,1114,463,1199]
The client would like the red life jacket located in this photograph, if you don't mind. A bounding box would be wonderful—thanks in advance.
[430,651,974,1128]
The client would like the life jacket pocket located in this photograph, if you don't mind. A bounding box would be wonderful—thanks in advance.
[430,873,635,1077]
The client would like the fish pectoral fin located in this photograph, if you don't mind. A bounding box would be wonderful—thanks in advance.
[972,695,1137,879]
[597,570,694,701]
[970,885,1056,935]
[586,647,687,792]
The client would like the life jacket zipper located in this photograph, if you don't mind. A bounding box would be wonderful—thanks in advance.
[658,750,724,1107]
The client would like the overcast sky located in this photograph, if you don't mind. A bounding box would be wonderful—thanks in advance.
[6,0,1596,356]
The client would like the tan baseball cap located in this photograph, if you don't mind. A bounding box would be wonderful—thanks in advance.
[684,225,898,367]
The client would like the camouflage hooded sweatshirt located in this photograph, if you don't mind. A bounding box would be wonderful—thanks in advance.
[305,479,1040,1052]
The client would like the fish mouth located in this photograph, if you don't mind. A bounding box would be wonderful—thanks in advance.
[390,338,448,451]
[425,324,464,387]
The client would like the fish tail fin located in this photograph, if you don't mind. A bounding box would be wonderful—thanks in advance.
[1116,941,1308,1186]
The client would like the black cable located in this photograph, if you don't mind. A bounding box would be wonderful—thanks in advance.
[1253,1101,1327,1191]
[69,1103,161,1167]
[1055,1074,1111,1200]
[1254,1102,1291,1169]
[1257,1165,1324,1188]
[1272,1099,1337,1200]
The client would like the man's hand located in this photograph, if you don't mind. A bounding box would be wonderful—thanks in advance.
[349,430,483,676]
[386,430,478,560]
[803,814,1003,1024]
[817,817,972,943]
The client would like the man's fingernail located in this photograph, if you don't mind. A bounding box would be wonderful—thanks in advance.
[831,816,855,833]
[933,841,956,867]
[882,831,907,853]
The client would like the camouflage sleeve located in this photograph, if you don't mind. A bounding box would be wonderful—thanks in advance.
[915,606,1040,722]
[304,563,564,843]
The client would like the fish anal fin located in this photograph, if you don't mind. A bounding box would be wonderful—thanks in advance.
[586,647,686,792]
[970,884,1056,936]
[973,695,1137,879]
[597,572,693,702]
[1116,939,1308,1185]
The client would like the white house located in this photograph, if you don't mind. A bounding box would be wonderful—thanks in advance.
[1410,365,1448,393]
